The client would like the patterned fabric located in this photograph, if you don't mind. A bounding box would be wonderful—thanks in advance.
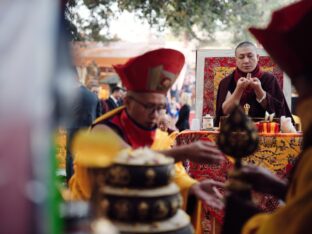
[242,98,312,234]
[56,128,66,169]
[176,130,302,232]
[203,56,284,116]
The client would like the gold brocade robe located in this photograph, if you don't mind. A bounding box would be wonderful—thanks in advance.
[242,98,312,234]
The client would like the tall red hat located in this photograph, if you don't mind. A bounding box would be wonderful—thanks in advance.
[249,0,312,79]
[113,48,185,93]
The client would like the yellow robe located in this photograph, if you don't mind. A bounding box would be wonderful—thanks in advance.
[242,98,312,234]
[69,107,202,233]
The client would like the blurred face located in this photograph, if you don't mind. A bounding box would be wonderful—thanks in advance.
[125,92,167,129]
[112,90,122,99]
[235,45,259,73]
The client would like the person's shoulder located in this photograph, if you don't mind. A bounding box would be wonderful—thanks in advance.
[261,72,279,83]
[219,73,233,85]
[223,72,233,79]
[77,86,97,104]
[106,96,114,103]
[92,120,125,141]
[261,71,277,79]
[93,111,120,128]
[81,85,98,97]
[184,104,191,109]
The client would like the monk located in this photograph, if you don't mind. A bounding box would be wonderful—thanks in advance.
[219,1,312,233]
[69,48,224,233]
[215,41,292,126]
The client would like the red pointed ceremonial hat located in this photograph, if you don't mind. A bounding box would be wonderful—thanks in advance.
[113,48,185,93]
[249,0,312,79]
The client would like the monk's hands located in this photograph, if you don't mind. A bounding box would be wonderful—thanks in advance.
[244,73,266,101]
[162,140,224,164]
[228,164,288,200]
[249,76,266,101]
[190,179,225,210]
[222,73,252,115]
[237,77,251,92]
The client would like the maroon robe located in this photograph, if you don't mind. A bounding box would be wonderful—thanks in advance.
[215,71,293,126]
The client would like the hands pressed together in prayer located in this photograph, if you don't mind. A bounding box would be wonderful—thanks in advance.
[222,73,267,115]
[237,73,266,102]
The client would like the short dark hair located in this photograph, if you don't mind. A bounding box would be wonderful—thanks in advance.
[235,41,257,55]
[112,86,124,93]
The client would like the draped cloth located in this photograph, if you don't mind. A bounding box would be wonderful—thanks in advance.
[242,97,312,234]
[69,107,203,233]
[176,130,302,232]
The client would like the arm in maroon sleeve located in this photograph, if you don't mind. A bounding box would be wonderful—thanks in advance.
[261,73,293,120]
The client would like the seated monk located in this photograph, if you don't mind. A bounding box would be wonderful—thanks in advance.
[215,41,293,126]
[206,2,312,234]
[69,48,225,234]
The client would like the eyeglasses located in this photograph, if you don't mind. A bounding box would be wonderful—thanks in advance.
[128,96,167,114]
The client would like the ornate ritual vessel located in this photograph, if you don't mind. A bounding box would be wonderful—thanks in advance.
[105,148,176,188]
[217,104,259,165]
[99,147,194,234]
[217,104,259,234]
[72,130,193,234]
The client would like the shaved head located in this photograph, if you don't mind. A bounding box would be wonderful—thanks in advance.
[235,41,257,56]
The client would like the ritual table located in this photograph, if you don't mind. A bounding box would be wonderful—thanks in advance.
[176,130,303,234]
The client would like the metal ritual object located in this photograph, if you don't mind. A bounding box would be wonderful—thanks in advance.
[217,104,259,234]
[243,103,250,116]
[217,104,259,168]
[98,148,194,234]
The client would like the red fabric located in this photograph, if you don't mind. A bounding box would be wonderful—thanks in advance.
[176,131,302,225]
[111,110,156,148]
[255,122,280,133]
[203,56,283,116]
[113,48,185,93]
[233,64,264,104]
[249,0,312,79]
[176,132,232,223]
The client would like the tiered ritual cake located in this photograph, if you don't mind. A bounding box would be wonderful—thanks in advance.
[101,147,194,234]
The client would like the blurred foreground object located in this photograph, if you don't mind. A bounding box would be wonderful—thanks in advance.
[217,105,259,234]
[0,0,76,233]
[241,1,312,234]
[68,129,124,200]
[72,129,123,167]
[99,148,194,234]
[249,0,312,80]
[217,104,259,160]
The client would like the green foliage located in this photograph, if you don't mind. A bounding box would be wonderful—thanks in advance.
[65,0,295,44]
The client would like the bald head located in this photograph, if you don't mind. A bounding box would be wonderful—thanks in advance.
[235,41,259,73]
[235,41,257,56]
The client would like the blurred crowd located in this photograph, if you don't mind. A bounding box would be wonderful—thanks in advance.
[84,77,196,133]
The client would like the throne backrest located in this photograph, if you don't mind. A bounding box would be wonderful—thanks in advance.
[195,49,289,123]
